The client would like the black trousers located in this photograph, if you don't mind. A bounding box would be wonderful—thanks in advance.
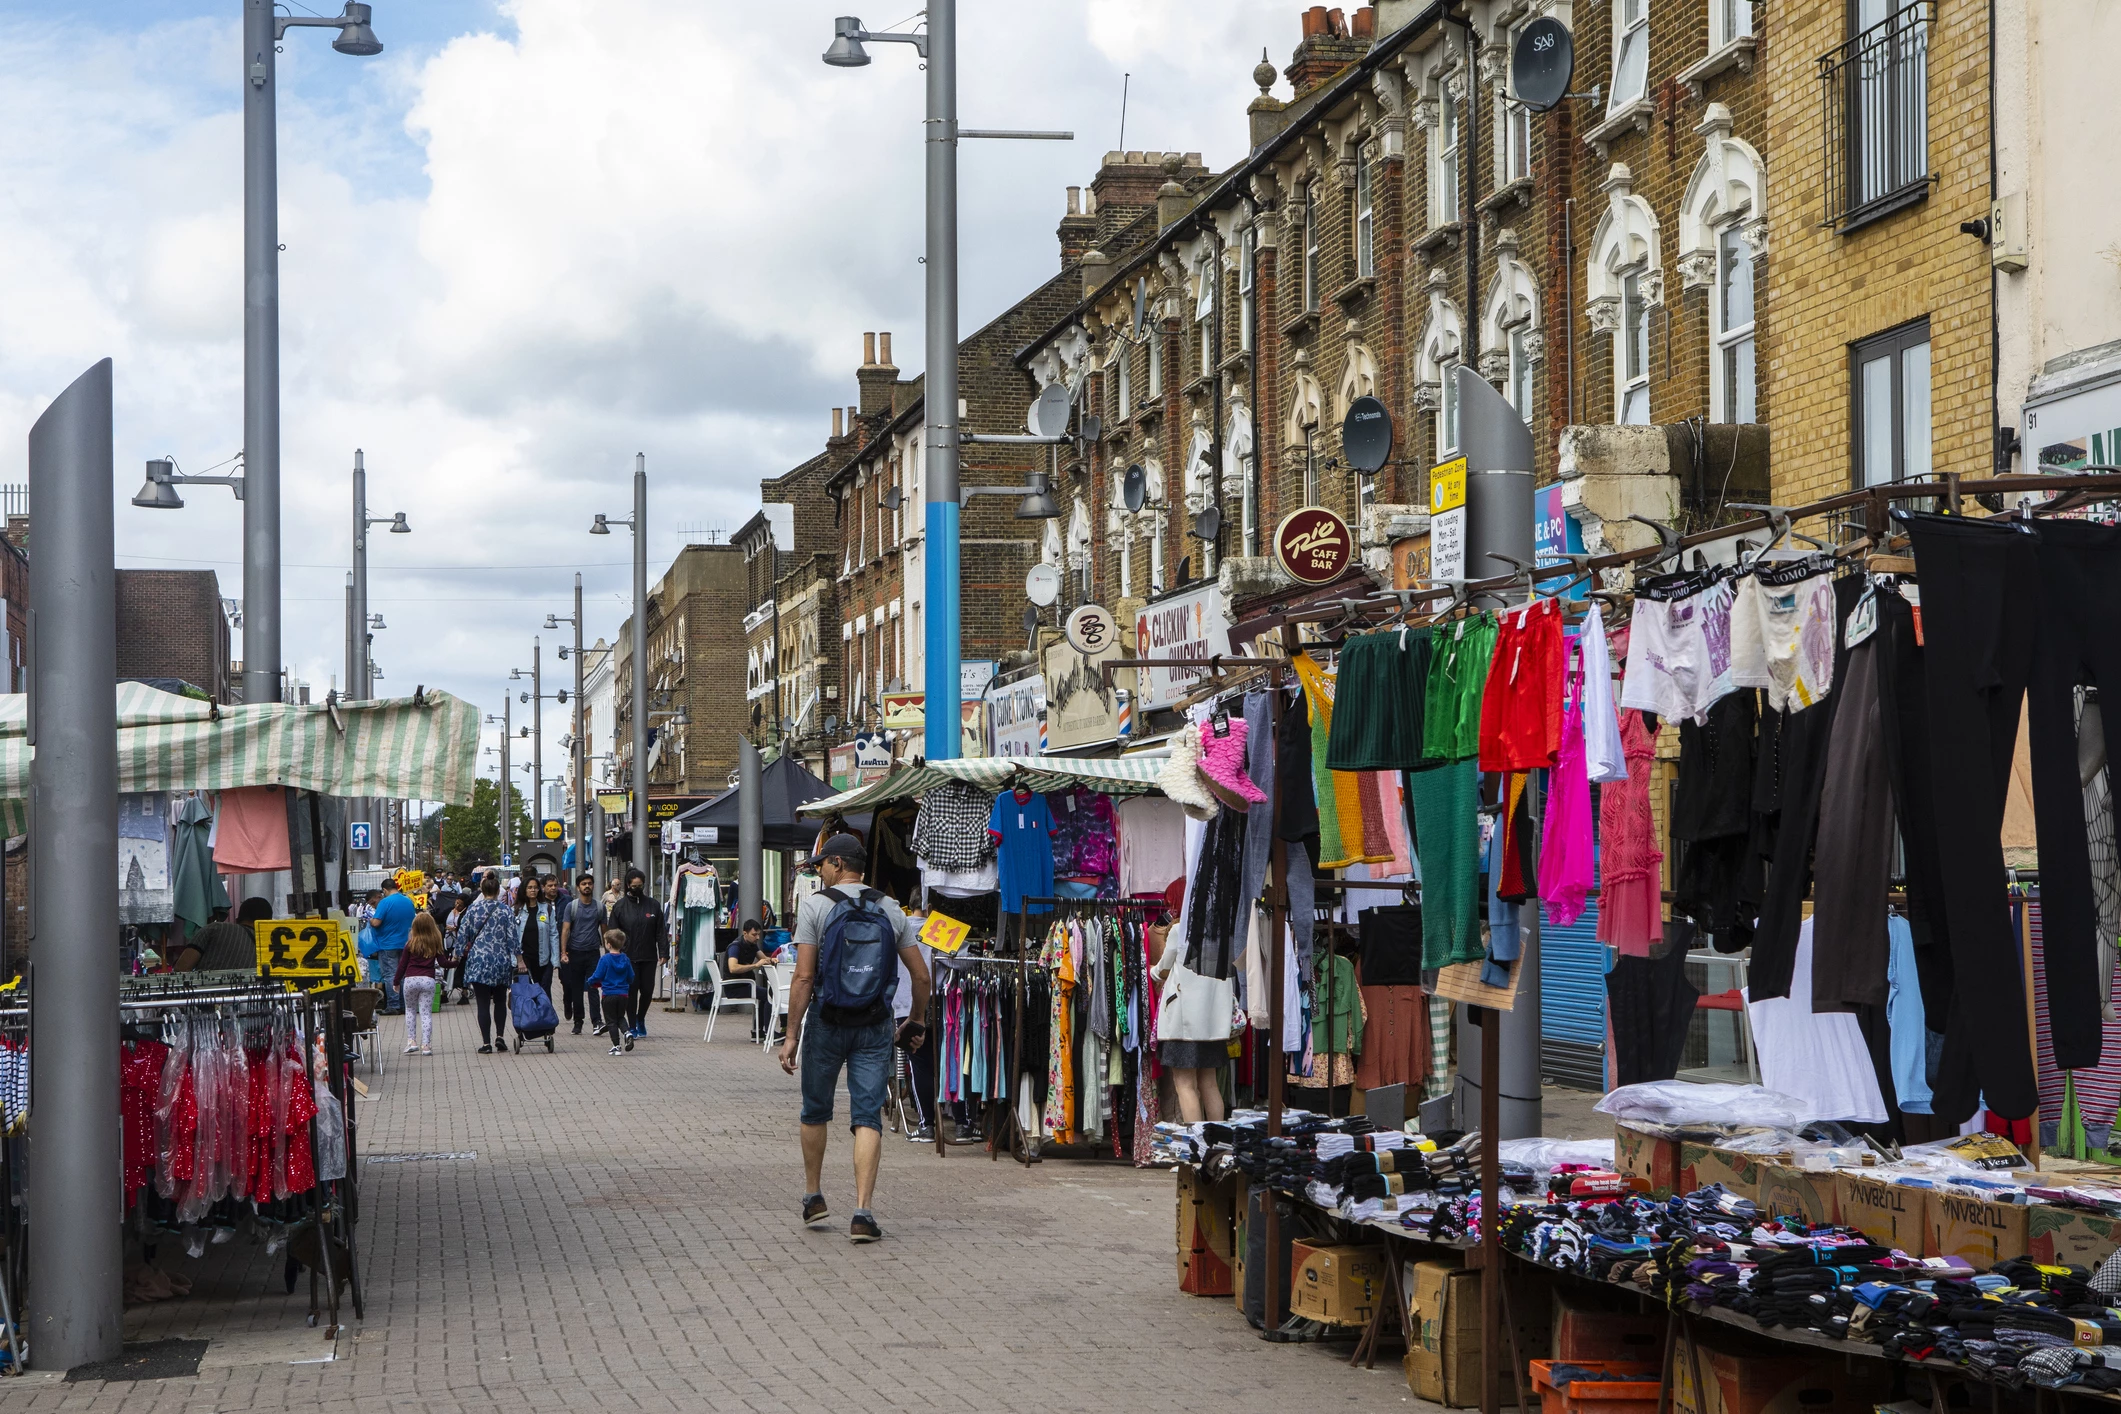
[2022,519,2121,1076]
[1904,513,2040,1121]
[627,960,658,1028]
[1810,634,1896,1010]
[472,982,510,1045]
[559,954,599,1026]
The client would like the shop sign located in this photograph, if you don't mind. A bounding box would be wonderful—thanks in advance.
[595,791,630,816]
[1271,507,1355,585]
[1533,482,1587,602]
[1390,534,1432,590]
[960,660,998,701]
[880,691,925,730]
[541,819,564,841]
[987,674,1047,759]
[1064,604,1120,656]
[1040,636,1125,751]
[253,918,355,983]
[646,797,709,848]
[829,739,892,791]
[852,733,892,770]
[827,741,855,788]
[1132,582,1233,711]
[959,701,987,759]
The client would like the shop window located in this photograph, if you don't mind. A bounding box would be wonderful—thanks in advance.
[1853,318,1932,487]
[1713,226,1757,423]
[1610,0,1649,111]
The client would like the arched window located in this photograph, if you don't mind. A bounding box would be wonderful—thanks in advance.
[1480,230,1542,424]
[1585,164,1662,425]
[1415,288,1466,460]
[1678,106,1766,424]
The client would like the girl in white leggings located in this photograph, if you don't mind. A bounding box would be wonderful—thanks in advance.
[398,913,447,1055]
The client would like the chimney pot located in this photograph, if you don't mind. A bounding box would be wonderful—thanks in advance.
[1352,5,1375,38]
[833,407,844,438]
[879,332,893,366]
[863,332,877,366]
[1327,8,1347,35]
[1067,185,1081,215]
[1302,6,1330,37]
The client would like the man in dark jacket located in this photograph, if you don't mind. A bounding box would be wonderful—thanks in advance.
[608,867,666,1038]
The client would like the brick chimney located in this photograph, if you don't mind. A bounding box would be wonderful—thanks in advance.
[1285,6,1375,99]
[857,331,899,417]
[1089,150,1212,255]
[1057,184,1098,265]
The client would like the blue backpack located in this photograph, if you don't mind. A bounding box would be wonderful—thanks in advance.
[815,887,898,1023]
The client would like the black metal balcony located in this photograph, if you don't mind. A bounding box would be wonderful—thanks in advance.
[1819,2,1933,231]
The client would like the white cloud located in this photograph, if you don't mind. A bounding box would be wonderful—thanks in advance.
[0,0,1309,776]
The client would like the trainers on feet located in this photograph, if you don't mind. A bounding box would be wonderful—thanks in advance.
[623,1033,634,1052]
[404,1044,418,1054]
[476,1044,493,1054]
[850,1213,882,1244]
[420,1048,432,1056]
[608,1045,624,1056]
[801,1194,829,1228]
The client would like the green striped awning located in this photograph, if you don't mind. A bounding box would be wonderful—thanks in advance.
[797,753,1166,817]
[0,684,482,834]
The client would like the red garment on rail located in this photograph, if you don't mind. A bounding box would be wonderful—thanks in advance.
[121,1039,169,1205]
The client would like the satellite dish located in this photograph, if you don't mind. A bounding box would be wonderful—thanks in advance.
[1192,505,1223,542]
[1122,464,1147,513]
[779,717,794,735]
[1025,562,1062,607]
[1132,279,1148,339]
[1079,413,1103,444]
[1511,16,1574,112]
[1022,604,1040,634]
[879,486,904,511]
[1029,383,1072,438]
[750,702,762,727]
[1342,394,1394,473]
[825,714,839,733]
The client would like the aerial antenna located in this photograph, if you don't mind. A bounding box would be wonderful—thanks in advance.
[1118,72,1130,152]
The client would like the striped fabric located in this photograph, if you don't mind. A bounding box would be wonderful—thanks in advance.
[0,684,480,834]
[798,753,1169,817]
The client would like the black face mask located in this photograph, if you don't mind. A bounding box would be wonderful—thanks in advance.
[627,882,644,898]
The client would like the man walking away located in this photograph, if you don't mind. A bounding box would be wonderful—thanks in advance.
[559,872,607,1035]
[368,878,417,1015]
[609,867,666,1039]
[519,874,562,994]
[778,833,930,1244]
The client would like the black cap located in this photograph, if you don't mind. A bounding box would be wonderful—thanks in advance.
[801,832,865,869]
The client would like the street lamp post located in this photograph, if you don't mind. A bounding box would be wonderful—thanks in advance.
[591,455,649,893]
[351,448,409,700]
[515,642,568,854]
[547,575,586,875]
[824,11,1071,759]
[241,1,382,703]
[486,699,511,864]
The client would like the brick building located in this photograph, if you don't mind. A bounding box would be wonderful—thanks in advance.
[114,569,233,701]
[614,544,748,801]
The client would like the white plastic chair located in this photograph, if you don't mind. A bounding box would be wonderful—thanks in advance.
[701,958,760,1043]
[761,962,796,1051]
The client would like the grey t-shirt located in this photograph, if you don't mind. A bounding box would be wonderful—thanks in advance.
[794,886,912,1022]
[562,897,606,955]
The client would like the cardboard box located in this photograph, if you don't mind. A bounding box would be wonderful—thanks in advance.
[1404,1259,1548,1407]
[1289,1241,1387,1327]
[1552,1292,1665,1363]
[1176,1166,1240,1295]
[1680,1144,1766,1202]
[1832,1171,1926,1254]
[1614,1125,1680,1196]
[1755,1163,1837,1225]
[1926,1189,2030,1269]
[1670,1331,1893,1414]
[2026,1204,2121,1272]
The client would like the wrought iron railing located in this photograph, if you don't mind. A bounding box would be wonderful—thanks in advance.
[1819,2,1933,230]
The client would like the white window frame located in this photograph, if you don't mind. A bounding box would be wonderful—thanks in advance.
[1711,225,1757,424]
[1431,91,1460,226]
[1855,320,1932,487]
[1147,311,1163,397]
[1239,226,1256,352]
[1303,182,1321,311]
[1197,255,1215,372]
[1610,0,1650,112]
[1354,146,1376,277]
[1619,270,1651,424]
[1711,0,1754,50]
[1439,359,1462,458]
[1115,335,1132,416]
[1509,326,1534,423]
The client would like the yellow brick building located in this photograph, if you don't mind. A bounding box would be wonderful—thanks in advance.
[1763,0,1993,512]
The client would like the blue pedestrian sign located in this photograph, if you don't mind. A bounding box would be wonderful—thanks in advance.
[350,821,372,851]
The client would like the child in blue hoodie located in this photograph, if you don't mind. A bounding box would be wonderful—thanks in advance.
[586,931,636,1055]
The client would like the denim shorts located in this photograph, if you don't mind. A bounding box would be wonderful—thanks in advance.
[799,1012,895,1132]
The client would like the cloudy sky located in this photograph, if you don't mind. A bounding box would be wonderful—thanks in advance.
[0,0,1311,790]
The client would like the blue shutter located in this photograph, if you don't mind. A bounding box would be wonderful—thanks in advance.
[1541,895,1611,1092]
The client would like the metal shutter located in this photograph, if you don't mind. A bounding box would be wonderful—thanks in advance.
[1541,896,1611,1092]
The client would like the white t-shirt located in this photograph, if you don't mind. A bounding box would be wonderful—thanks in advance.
[1744,918,1887,1124]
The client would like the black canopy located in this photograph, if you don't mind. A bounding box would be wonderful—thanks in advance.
[674,753,837,853]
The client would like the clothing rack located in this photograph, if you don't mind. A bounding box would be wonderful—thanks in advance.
[924,950,1035,1161]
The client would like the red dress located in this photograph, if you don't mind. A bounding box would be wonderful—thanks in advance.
[1596,710,1665,957]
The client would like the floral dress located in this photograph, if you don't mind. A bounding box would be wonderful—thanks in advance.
[461,897,521,987]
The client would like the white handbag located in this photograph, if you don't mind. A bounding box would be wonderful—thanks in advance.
[1158,959,1241,1042]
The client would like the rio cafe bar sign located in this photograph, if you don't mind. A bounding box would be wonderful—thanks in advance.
[1272,507,1354,586]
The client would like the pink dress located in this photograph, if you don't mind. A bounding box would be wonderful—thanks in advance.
[1595,709,1664,956]
[1540,651,1596,926]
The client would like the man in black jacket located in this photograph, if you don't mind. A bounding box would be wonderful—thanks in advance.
[608,867,666,1038]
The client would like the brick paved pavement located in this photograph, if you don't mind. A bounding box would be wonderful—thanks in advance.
[0,1001,1436,1412]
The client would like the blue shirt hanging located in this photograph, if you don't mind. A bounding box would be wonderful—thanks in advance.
[987,789,1056,914]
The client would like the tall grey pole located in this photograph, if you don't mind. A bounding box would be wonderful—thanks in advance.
[351,451,369,698]
[531,638,542,845]
[631,455,650,890]
[573,574,586,877]
[921,0,961,761]
[27,360,122,1368]
[1454,364,1541,1140]
[343,573,356,703]
[501,694,512,865]
[242,0,281,703]
[738,738,764,927]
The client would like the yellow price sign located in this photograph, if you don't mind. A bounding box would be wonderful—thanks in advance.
[253,919,355,982]
[917,911,971,955]
[1430,457,1467,514]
